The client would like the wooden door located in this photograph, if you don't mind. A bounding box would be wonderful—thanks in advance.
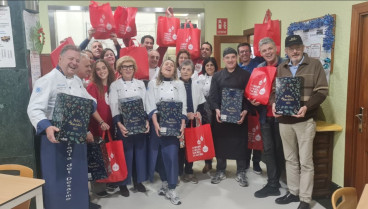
[213,35,249,69]
[345,1,368,196]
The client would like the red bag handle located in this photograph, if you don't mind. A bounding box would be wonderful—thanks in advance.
[128,38,140,47]
[166,7,174,17]
[102,131,113,142]
[189,116,202,128]
[263,9,272,23]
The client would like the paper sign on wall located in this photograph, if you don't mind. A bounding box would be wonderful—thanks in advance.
[0,7,16,68]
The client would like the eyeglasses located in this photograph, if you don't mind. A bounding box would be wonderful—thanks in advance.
[239,50,251,54]
[121,65,134,70]
[287,46,303,52]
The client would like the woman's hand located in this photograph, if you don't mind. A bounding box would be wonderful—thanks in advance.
[215,109,222,123]
[187,112,195,120]
[145,120,150,133]
[248,98,261,106]
[152,113,161,137]
[179,119,186,138]
[117,122,129,137]
[100,122,110,131]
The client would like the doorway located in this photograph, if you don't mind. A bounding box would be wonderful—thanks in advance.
[345,1,368,196]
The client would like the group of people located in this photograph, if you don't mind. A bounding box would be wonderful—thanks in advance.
[27,28,328,209]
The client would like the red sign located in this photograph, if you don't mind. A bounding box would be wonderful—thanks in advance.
[216,18,228,35]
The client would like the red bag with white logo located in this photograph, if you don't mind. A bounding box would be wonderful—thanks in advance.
[184,119,215,163]
[96,131,128,183]
[248,112,263,150]
[253,9,281,56]
[119,39,149,80]
[245,66,277,105]
[157,11,180,47]
[114,6,137,39]
[176,22,201,60]
[89,1,115,39]
[50,37,75,68]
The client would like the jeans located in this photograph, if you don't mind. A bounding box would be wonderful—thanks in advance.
[216,157,247,173]
[261,117,285,188]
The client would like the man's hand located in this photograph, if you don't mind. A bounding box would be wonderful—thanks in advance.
[88,28,96,40]
[145,120,150,133]
[215,109,222,123]
[187,112,195,120]
[179,119,186,138]
[46,126,60,143]
[293,106,307,118]
[237,110,248,124]
[248,98,261,106]
[272,103,281,118]
[110,33,118,44]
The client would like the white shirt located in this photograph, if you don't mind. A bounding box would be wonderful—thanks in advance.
[109,78,146,118]
[145,79,187,116]
[149,67,160,81]
[197,74,212,97]
[27,68,95,131]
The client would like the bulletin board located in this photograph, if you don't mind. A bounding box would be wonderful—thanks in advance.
[287,14,336,83]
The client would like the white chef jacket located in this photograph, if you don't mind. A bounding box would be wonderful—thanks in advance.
[197,74,212,97]
[109,78,146,118]
[27,68,96,134]
[145,79,187,117]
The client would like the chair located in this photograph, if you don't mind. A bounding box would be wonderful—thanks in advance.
[331,187,358,209]
[0,164,33,209]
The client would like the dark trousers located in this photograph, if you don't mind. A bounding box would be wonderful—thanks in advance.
[261,117,285,188]
[178,147,193,175]
[246,149,261,164]
[216,157,247,173]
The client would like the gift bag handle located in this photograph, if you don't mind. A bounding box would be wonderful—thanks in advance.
[263,9,272,23]
[128,38,141,47]
[166,7,174,17]
[189,116,202,128]
[183,19,194,29]
[102,131,113,143]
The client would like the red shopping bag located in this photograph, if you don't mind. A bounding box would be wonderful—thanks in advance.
[119,39,149,80]
[114,6,137,39]
[245,66,277,105]
[176,22,201,60]
[184,119,215,163]
[248,113,263,150]
[253,9,281,56]
[96,131,128,183]
[50,37,75,68]
[157,10,180,47]
[89,1,115,39]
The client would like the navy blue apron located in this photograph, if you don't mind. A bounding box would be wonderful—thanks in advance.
[40,136,88,209]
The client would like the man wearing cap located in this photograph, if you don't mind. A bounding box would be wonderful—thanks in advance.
[208,47,251,187]
[271,35,328,209]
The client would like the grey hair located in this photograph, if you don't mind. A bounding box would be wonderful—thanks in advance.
[180,59,194,73]
[258,37,276,50]
[80,52,90,59]
[60,44,80,56]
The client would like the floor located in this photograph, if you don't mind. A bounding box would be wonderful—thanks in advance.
[91,160,327,209]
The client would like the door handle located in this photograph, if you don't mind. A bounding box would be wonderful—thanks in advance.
[355,107,364,133]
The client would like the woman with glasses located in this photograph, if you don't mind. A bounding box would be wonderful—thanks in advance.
[145,59,187,205]
[109,56,149,197]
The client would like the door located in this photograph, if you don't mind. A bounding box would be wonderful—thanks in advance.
[345,1,368,196]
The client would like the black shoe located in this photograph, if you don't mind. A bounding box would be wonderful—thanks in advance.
[95,191,108,198]
[297,201,310,209]
[275,192,299,204]
[106,184,119,193]
[253,162,262,175]
[254,185,281,198]
[89,202,101,209]
[134,183,146,193]
[119,185,130,197]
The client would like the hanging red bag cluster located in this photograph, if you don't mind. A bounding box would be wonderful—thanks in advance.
[156,9,180,47]
[119,39,149,80]
[176,22,201,60]
[245,66,277,105]
[89,1,115,39]
[253,9,281,56]
[114,6,138,39]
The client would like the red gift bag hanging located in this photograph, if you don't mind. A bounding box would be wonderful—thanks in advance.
[50,37,75,68]
[176,22,201,60]
[157,9,180,47]
[248,112,263,151]
[114,6,137,39]
[89,1,115,39]
[96,131,128,183]
[245,66,277,105]
[184,119,215,163]
[119,39,149,80]
[253,9,281,57]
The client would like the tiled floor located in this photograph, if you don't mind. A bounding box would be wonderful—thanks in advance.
[92,160,327,209]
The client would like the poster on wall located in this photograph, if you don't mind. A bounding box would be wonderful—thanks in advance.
[0,6,16,68]
[216,18,228,35]
[30,51,41,87]
[287,14,335,83]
